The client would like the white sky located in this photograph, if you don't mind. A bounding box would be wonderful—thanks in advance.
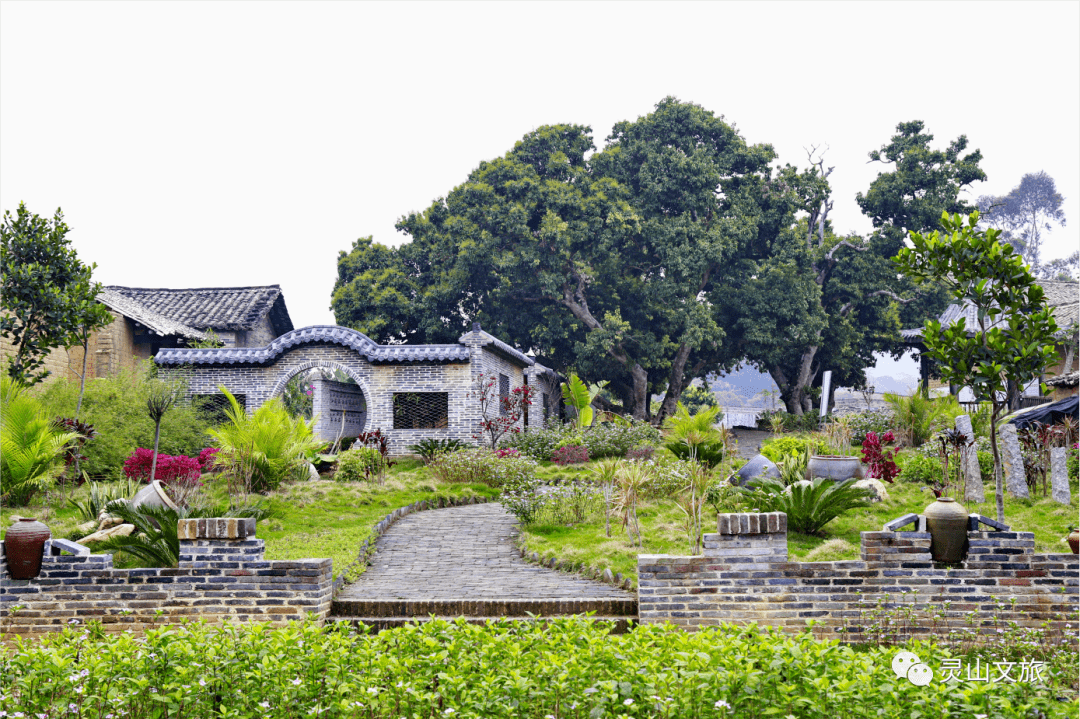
[2,1,1077,381]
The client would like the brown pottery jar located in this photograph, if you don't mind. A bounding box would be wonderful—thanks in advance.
[923,497,968,563]
[4,517,51,579]
[1068,528,1079,555]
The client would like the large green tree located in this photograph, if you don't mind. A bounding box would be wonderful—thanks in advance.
[334,100,793,421]
[1,203,112,386]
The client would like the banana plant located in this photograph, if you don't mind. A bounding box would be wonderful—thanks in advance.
[560,373,608,431]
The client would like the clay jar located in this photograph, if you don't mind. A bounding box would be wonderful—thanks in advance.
[924,497,968,563]
[4,517,51,579]
[1068,528,1079,555]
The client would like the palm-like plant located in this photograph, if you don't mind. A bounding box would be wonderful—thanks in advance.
[1,374,79,505]
[745,477,872,535]
[560,373,608,431]
[95,503,184,568]
[207,386,321,495]
[884,392,961,448]
[613,460,651,547]
[663,402,726,468]
[588,457,621,538]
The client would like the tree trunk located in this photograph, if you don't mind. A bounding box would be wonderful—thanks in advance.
[655,343,694,423]
[772,345,820,415]
[149,419,162,484]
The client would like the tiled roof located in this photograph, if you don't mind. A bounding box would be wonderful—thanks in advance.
[902,280,1079,341]
[155,326,470,366]
[458,327,535,367]
[1045,371,1079,387]
[97,288,210,341]
[105,285,294,334]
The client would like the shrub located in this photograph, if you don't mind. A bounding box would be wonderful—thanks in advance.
[408,438,468,463]
[497,470,543,524]
[551,445,589,465]
[640,456,694,500]
[429,448,538,488]
[859,431,899,483]
[745,477,872,535]
[2,620,1073,718]
[494,447,520,459]
[897,452,942,485]
[334,446,386,482]
[759,435,827,463]
[625,446,654,461]
[207,387,321,495]
[122,448,203,485]
[884,392,963,447]
[37,366,214,478]
[844,410,895,445]
[0,374,79,504]
[581,420,661,459]
[1069,444,1079,480]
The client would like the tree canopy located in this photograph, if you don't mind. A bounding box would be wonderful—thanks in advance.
[977,170,1066,274]
[1,203,112,386]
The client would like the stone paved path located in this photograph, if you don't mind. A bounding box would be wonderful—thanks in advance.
[335,503,631,601]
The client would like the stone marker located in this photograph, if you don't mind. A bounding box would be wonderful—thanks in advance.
[999,424,1029,499]
[956,415,985,503]
[1050,447,1071,505]
[732,454,780,487]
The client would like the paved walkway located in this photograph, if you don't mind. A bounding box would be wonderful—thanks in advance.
[335,502,631,601]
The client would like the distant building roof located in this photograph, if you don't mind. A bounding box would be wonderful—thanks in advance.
[96,288,210,341]
[902,280,1079,342]
[459,325,535,367]
[1045,370,1079,388]
[105,285,294,336]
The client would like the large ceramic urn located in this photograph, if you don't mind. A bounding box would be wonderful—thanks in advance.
[806,455,861,482]
[1068,528,1079,555]
[923,497,968,563]
[4,517,51,579]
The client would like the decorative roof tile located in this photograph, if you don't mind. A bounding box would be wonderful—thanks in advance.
[155,326,470,366]
[105,285,294,334]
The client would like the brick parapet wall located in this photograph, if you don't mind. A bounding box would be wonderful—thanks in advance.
[638,513,1078,641]
[0,519,332,636]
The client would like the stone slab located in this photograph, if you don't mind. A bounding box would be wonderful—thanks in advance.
[999,424,1029,499]
[1050,447,1071,505]
[955,415,985,503]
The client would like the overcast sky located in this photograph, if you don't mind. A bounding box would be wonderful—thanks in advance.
[2,1,1077,391]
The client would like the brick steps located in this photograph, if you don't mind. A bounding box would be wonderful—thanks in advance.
[330,597,637,619]
[328,615,635,633]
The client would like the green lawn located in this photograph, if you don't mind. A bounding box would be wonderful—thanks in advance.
[1,460,498,583]
[520,453,1080,587]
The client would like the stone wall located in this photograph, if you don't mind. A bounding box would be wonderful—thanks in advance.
[161,342,505,454]
[638,512,1078,640]
[312,378,368,442]
[0,519,332,637]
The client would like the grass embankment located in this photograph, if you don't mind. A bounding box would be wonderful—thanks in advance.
[520,452,1080,585]
[1,460,498,583]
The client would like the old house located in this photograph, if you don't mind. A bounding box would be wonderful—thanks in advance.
[0,285,294,383]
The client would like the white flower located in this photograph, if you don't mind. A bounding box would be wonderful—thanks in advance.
[715,699,732,710]
[292,678,302,686]
[367,687,379,695]
[444,710,456,716]
[199,679,207,687]
[623,698,634,706]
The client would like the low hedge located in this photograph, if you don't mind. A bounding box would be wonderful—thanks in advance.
[2,618,1074,718]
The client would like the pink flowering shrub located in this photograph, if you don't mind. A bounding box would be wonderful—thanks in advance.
[860,430,899,483]
[494,448,521,459]
[123,448,204,487]
[551,445,589,466]
[197,447,220,471]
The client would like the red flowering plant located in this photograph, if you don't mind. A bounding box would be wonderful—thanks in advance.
[551,445,589,466]
[859,430,899,483]
[470,373,534,449]
[494,448,521,459]
[123,448,205,506]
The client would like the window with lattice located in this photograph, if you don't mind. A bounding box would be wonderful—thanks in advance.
[499,374,509,416]
[393,392,449,429]
[194,393,245,425]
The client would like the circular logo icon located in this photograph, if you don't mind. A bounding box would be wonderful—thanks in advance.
[892,651,921,678]
[907,663,933,686]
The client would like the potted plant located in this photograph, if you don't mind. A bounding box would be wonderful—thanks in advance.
[923,428,969,563]
[807,416,861,481]
[1067,525,1079,555]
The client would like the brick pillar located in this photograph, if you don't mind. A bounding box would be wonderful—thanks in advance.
[705,512,788,564]
[177,518,265,564]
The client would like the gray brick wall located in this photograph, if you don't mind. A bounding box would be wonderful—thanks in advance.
[160,341,534,455]
[0,519,332,636]
[638,513,1078,640]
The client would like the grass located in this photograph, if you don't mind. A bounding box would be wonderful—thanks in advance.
[1,460,499,584]
[519,450,1080,585]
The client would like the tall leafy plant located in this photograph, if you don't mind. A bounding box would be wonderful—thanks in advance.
[207,387,320,495]
[895,210,1059,523]
[662,402,725,468]
[0,374,79,505]
[560,373,607,431]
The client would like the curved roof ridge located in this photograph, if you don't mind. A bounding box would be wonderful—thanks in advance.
[155,325,378,365]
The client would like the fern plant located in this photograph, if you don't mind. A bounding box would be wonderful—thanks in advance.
[663,402,725,468]
[0,374,79,505]
[744,476,871,535]
[408,438,468,464]
[883,392,962,447]
[207,386,321,495]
